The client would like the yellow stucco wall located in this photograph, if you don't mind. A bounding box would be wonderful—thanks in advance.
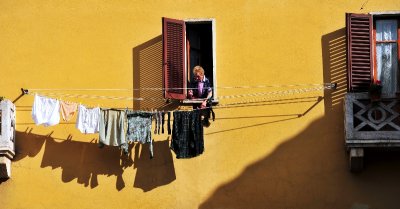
[1,0,400,208]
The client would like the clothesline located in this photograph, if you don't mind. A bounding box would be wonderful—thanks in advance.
[25,88,323,113]
[25,85,327,102]
[31,94,180,158]
[25,83,337,91]
[24,83,333,160]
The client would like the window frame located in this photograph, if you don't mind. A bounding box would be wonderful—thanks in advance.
[183,18,218,104]
[346,11,400,94]
[162,17,218,104]
[371,12,400,95]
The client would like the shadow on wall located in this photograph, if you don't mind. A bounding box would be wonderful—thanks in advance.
[132,35,180,111]
[14,129,176,191]
[199,29,400,209]
[206,96,324,135]
[200,113,400,209]
[133,138,176,192]
[14,128,46,161]
[40,137,129,191]
[0,129,45,184]
[322,28,348,111]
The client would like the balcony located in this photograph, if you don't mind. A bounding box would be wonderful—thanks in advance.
[344,92,400,171]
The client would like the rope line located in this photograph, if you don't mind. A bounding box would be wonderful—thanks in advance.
[26,83,336,91]
[28,86,324,102]
[26,87,324,112]
[214,87,324,108]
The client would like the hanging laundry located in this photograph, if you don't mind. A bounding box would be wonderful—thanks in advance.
[32,94,60,126]
[170,110,204,159]
[126,111,154,158]
[154,111,159,135]
[158,111,163,134]
[60,101,78,122]
[167,112,171,135]
[99,109,128,154]
[76,104,100,134]
[161,112,165,134]
[200,104,215,128]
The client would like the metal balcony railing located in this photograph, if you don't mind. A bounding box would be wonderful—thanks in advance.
[344,93,400,171]
[345,93,400,148]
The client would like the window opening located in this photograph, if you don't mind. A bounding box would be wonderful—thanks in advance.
[186,21,214,90]
[185,19,217,103]
[374,18,399,97]
[0,110,2,136]
[346,12,400,95]
[162,17,217,103]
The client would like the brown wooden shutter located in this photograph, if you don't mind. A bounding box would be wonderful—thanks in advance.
[346,13,373,92]
[162,17,187,99]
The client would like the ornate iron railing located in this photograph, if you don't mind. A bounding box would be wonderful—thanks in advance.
[344,93,400,148]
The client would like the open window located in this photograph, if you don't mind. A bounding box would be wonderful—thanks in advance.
[346,12,400,97]
[162,17,217,103]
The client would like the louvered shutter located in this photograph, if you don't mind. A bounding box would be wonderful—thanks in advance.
[162,17,187,99]
[346,13,373,92]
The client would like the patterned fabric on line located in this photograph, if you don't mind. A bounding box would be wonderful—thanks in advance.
[126,111,153,158]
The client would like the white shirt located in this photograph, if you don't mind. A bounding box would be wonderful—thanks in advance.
[76,105,100,134]
[31,94,60,127]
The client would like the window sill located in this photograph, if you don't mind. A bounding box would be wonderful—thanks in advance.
[181,99,219,104]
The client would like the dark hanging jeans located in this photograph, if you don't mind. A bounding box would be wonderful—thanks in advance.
[170,110,204,159]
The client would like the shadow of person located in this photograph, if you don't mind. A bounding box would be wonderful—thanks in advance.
[40,137,128,191]
[133,138,176,192]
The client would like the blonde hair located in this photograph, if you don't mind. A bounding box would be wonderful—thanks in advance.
[193,65,204,76]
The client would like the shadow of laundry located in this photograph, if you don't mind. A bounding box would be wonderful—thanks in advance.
[133,138,176,192]
[14,128,46,161]
[40,137,132,191]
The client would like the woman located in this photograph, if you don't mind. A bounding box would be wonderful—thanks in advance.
[188,65,213,109]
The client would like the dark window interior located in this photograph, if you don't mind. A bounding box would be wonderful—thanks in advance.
[186,22,213,87]
[0,110,2,135]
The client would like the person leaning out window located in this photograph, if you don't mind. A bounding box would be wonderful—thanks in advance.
[187,65,212,109]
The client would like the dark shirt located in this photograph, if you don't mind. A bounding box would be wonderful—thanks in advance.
[170,110,204,159]
[189,76,212,99]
